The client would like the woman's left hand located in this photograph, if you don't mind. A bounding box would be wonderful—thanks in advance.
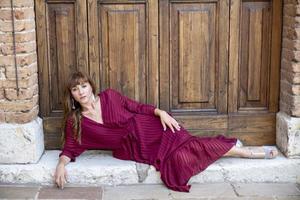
[155,109,181,133]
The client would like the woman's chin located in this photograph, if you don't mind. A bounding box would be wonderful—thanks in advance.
[79,99,89,104]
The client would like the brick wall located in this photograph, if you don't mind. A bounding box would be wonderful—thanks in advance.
[281,0,300,117]
[0,0,38,123]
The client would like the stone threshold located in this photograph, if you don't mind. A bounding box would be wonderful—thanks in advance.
[0,149,300,186]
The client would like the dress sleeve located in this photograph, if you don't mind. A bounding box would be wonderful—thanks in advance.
[59,118,86,162]
[108,89,156,115]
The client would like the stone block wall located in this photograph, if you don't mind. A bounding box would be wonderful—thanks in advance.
[277,0,300,158]
[0,0,44,163]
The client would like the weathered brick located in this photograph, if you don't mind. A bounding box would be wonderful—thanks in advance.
[0,67,5,80]
[282,26,300,40]
[0,0,34,8]
[282,38,294,50]
[282,38,300,50]
[0,31,36,43]
[0,41,36,55]
[280,91,300,109]
[284,4,297,17]
[281,48,300,62]
[283,16,294,28]
[292,85,300,95]
[282,48,292,61]
[282,26,295,40]
[280,101,291,115]
[5,105,39,124]
[283,16,300,28]
[0,88,4,100]
[0,111,5,123]
[5,62,37,79]
[4,84,38,100]
[0,8,34,20]
[0,20,35,32]
[291,105,300,116]
[281,80,300,95]
[281,91,300,116]
[0,53,37,67]
[297,5,300,15]
[282,58,300,72]
[284,0,298,4]
[293,16,300,28]
[281,69,300,84]
[0,94,38,112]
[3,73,37,88]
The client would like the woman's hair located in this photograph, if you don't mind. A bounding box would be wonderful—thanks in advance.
[61,71,96,145]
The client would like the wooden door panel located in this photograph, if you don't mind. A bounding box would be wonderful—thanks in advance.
[228,0,282,145]
[99,3,146,101]
[239,2,272,111]
[227,114,276,145]
[160,0,229,132]
[93,0,159,104]
[171,3,216,110]
[161,0,229,113]
[47,3,77,112]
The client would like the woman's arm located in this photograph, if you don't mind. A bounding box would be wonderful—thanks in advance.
[55,118,85,189]
[59,118,86,162]
[54,155,70,189]
[108,89,156,115]
[109,89,181,132]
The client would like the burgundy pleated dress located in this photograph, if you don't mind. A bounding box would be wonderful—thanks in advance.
[59,89,237,192]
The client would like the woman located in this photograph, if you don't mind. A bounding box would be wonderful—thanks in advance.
[54,71,278,192]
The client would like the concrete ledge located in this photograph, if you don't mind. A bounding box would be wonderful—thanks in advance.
[0,150,299,186]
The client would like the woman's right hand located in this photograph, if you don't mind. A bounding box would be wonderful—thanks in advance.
[54,163,68,189]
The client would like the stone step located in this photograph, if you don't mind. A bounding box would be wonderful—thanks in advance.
[0,150,300,186]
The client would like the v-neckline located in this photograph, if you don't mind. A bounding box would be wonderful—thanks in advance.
[82,92,105,126]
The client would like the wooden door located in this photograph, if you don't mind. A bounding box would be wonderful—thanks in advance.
[36,0,282,149]
[36,0,89,149]
[159,0,282,145]
[227,0,282,145]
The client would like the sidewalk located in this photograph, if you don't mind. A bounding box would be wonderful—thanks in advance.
[0,183,300,200]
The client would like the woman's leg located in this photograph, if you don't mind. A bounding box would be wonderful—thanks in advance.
[223,146,278,159]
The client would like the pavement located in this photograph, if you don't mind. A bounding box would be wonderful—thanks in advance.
[0,182,300,200]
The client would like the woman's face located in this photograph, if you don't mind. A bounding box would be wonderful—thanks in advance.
[70,81,93,105]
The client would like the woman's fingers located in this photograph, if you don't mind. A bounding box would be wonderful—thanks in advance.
[55,176,60,188]
[168,119,180,133]
[170,125,175,133]
[162,121,180,133]
[160,112,181,133]
[60,175,65,189]
[167,122,175,133]
[160,119,167,131]
[171,119,180,131]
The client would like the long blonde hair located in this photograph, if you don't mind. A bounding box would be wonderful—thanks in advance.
[61,71,96,145]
